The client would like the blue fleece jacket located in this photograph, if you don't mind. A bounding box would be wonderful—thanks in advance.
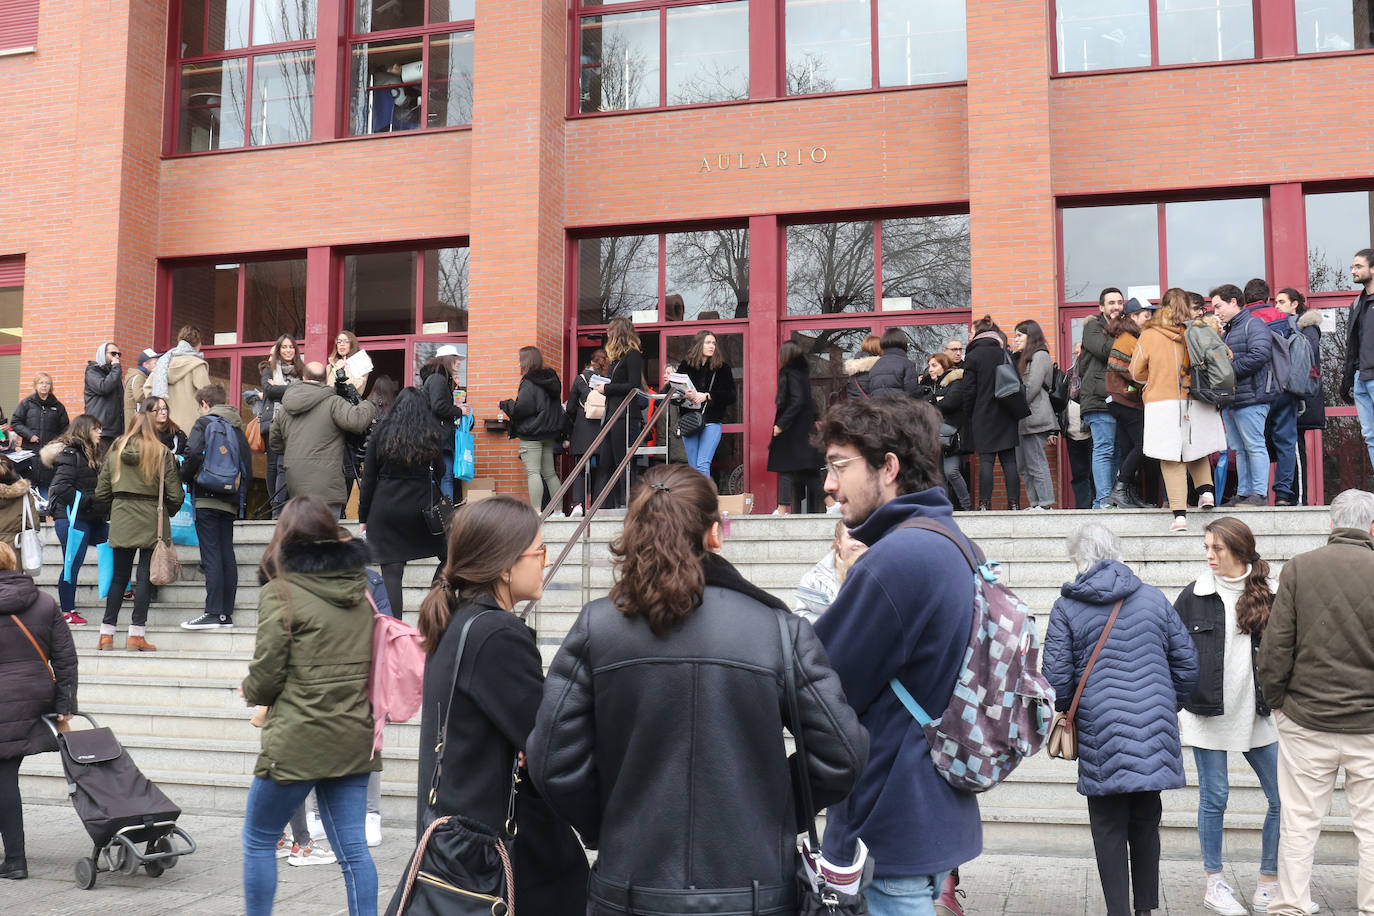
[814,488,981,878]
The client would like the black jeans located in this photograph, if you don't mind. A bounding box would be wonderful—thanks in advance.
[103,547,153,628]
[196,508,237,621]
[0,756,22,861]
[978,448,1020,507]
[265,447,286,517]
[1110,403,1145,485]
[1067,435,1094,508]
[786,470,824,514]
[1086,790,1162,916]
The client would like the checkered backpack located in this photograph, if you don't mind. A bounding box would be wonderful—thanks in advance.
[888,519,1055,793]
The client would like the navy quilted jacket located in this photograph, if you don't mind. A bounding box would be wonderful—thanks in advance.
[1044,560,1198,796]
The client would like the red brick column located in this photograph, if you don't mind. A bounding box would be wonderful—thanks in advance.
[467,0,567,498]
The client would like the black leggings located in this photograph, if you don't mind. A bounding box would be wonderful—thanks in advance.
[0,756,23,861]
[104,547,153,628]
[979,449,1020,508]
[1110,403,1145,485]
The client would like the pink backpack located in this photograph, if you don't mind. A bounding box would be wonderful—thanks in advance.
[368,594,427,759]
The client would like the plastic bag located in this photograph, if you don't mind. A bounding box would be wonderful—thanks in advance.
[170,496,198,546]
[453,412,475,482]
[97,542,115,599]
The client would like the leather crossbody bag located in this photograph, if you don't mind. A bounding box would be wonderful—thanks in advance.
[1046,598,1123,761]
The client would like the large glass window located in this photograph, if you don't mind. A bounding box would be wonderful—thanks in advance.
[786,215,970,315]
[1305,191,1372,292]
[175,0,315,152]
[1296,1,1374,53]
[1061,204,1159,301]
[578,0,748,112]
[348,1,474,135]
[0,258,24,410]
[342,245,470,338]
[576,228,749,324]
[169,257,307,345]
[1055,0,1254,72]
[785,0,966,94]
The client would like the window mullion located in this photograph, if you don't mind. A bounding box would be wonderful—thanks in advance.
[870,0,880,88]
[659,8,668,106]
[1148,0,1160,67]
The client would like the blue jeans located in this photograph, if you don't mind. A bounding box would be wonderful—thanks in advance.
[242,771,376,916]
[1222,403,1272,498]
[1266,394,1299,502]
[1193,743,1280,875]
[682,422,723,479]
[54,517,109,614]
[1083,411,1118,507]
[1352,376,1374,468]
[438,452,454,501]
[865,872,949,916]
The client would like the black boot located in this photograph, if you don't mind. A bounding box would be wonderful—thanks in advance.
[1102,481,1130,508]
[1124,483,1153,509]
[0,858,27,880]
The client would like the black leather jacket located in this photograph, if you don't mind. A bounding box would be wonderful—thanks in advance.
[528,554,868,901]
[1174,576,1270,719]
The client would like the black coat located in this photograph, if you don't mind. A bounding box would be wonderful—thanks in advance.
[420,366,464,455]
[259,363,301,428]
[156,426,189,458]
[528,554,868,904]
[1294,310,1326,431]
[943,335,1020,455]
[1174,577,1270,719]
[418,596,587,916]
[566,369,602,456]
[43,443,105,524]
[682,361,737,424]
[598,349,645,468]
[867,346,928,399]
[0,572,76,759]
[10,394,68,486]
[500,369,565,441]
[83,361,124,435]
[768,366,820,473]
[357,434,447,565]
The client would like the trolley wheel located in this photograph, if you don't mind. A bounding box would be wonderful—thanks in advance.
[144,860,165,878]
[152,836,178,869]
[75,857,97,890]
[116,837,140,876]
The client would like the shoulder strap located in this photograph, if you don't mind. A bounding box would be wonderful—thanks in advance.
[895,517,985,569]
[10,616,54,682]
[1066,598,1125,722]
[775,609,820,853]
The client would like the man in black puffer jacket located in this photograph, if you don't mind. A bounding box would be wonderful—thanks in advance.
[866,327,929,399]
[83,342,123,456]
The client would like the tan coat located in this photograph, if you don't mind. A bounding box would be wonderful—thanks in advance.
[142,354,211,435]
[0,479,38,544]
[1130,322,1226,462]
[124,369,150,430]
[1129,324,1190,404]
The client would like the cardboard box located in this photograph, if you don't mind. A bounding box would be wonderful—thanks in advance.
[717,493,754,516]
[465,477,497,503]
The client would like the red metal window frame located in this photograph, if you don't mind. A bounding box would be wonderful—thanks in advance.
[1048,0,1262,76]
[165,253,310,349]
[345,5,475,135]
[0,256,23,369]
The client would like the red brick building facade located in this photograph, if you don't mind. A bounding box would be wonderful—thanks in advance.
[1,0,1371,506]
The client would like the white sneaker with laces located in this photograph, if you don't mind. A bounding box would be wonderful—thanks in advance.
[366,812,382,848]
[1252,882,1318,913]
[1204,876,1248,915]
[286,842,337,867]
[569,505,584,519]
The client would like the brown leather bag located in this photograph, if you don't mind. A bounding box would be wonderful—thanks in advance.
[1046,598,1124,761]
[149,464,181,587]
[245,416,266,452]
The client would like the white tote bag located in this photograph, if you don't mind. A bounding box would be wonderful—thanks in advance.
[16,495,41,575]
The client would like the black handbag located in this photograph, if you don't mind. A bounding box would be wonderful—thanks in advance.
[993,351,1032,421]
[386,611,519,916]
[675,370,715,438]
[777,612,871,915]
[1046,362,1070,414]
[420,463,456,537]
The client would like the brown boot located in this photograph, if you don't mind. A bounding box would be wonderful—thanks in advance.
[125,635,157,652]
[97,634,114,651]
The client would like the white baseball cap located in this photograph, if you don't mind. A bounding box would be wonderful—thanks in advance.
[435,344,461,358]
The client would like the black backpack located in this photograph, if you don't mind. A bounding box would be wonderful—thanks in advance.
[1046,362,1070,414]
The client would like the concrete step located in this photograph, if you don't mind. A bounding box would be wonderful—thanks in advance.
[80,702,425,749]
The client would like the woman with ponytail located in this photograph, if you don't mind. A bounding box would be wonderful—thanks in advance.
[414,496,586,915]
[1173,517,1284,915]
[527,464,867,916]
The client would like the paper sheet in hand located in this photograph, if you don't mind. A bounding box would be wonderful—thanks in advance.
[345,349,374,378]
[801,836,868,895]
[589,374,611,387]
[5,449,33,463]
[667,372,695,392]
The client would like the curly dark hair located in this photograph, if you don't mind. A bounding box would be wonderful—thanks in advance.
[813,396,943,496]
[610,464,720,636]
[375,387,445,466]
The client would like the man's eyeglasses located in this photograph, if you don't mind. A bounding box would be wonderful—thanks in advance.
[108,351,121,358]
[821,454,866,478]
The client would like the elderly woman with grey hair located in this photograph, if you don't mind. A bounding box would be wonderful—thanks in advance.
[1044,523,1198,916]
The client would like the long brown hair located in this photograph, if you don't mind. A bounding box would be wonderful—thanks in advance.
[1204,516,1272,635]
[111,411,168,485]
[518,345,544,377]
[258,495,342,582]
[58,415,103,465]
[1147,287,1193,330]
[683,330,725,371]
[609,464,719,636]
[417,496,541,652]
[605,317,641,361]
[264,334,304,376]
[1014,319,1049,376]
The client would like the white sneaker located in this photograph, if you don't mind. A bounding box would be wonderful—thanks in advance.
[365,812,382,848]
[1204,876,1248,915]
[1252,883,1318,913]
[286,842,337,867]
[569,505,584,519]
[306,810,325,841]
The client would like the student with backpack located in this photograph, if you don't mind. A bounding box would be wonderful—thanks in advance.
[1213,284,1276,506]
[1249,280,1320,506]
[1276,289,1324,503]
[179,384,252,630]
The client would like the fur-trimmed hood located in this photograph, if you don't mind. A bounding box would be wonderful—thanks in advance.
[261,538,371,608]
[1297,309,1323,330]
[939,367,964,387]
[0,478,31,500]
[844,355,879,377]
[40,440,80,468]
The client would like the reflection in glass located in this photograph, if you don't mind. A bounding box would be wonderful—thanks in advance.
[1324,415,1374,502]
[179,60,248,152]
[666,3,749,105]
[889,324,969,365]
[788,325,872,414]
[251,51,315,145]
[1296,1,1373,53]
[1163,198,1264,295]
[580,11,660,112]
[1156,0,1254,65]
[667,332,744,424]
[1323,307,1352,407]
[787,222,875,315]
[430,0,476,22]
[786,0,872,94]
[665,229,749,320]
[344,251,418,337]
[244,259,307,343]
[1055,0,1151,71]
[350,38,424,135]
[0,286,22,348]
[577,236,658,324]
[1061,204,1158,301]
[423,247,469,333]
[237,354,270,515]
[880,216,971,309]
[181,0,251,55]
[1305,192,1371,292]
[354,0,424,32]
[415,341,467,387]
[253,0,316,45]
[429,32,475,126]
[878,0,966,85]
[170,264,240,340]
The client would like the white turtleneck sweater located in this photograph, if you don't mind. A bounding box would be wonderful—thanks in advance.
[1178,566,1278,752]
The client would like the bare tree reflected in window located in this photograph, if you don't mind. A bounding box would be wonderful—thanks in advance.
[668,60,750,105]
[881,216,972,310]
[424,246,469,332]
[580,13,658,112]
[787,222,875,315]
[784,51,838,95]
[789,325,870,413]
[665,229,749,319]
[578,235,659,323]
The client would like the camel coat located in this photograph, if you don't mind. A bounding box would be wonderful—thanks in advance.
[1130,324,1226,462]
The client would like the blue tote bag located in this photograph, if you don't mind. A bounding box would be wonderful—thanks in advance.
[453,412,475,481]
[62,492,90,583]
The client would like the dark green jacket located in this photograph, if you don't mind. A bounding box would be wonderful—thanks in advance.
[1079,312,1114,414]
[242,538,379,783]
[94,439,184,549]
[268,381,374,506]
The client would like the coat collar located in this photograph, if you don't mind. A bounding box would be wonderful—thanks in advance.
[702,552,788,612]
